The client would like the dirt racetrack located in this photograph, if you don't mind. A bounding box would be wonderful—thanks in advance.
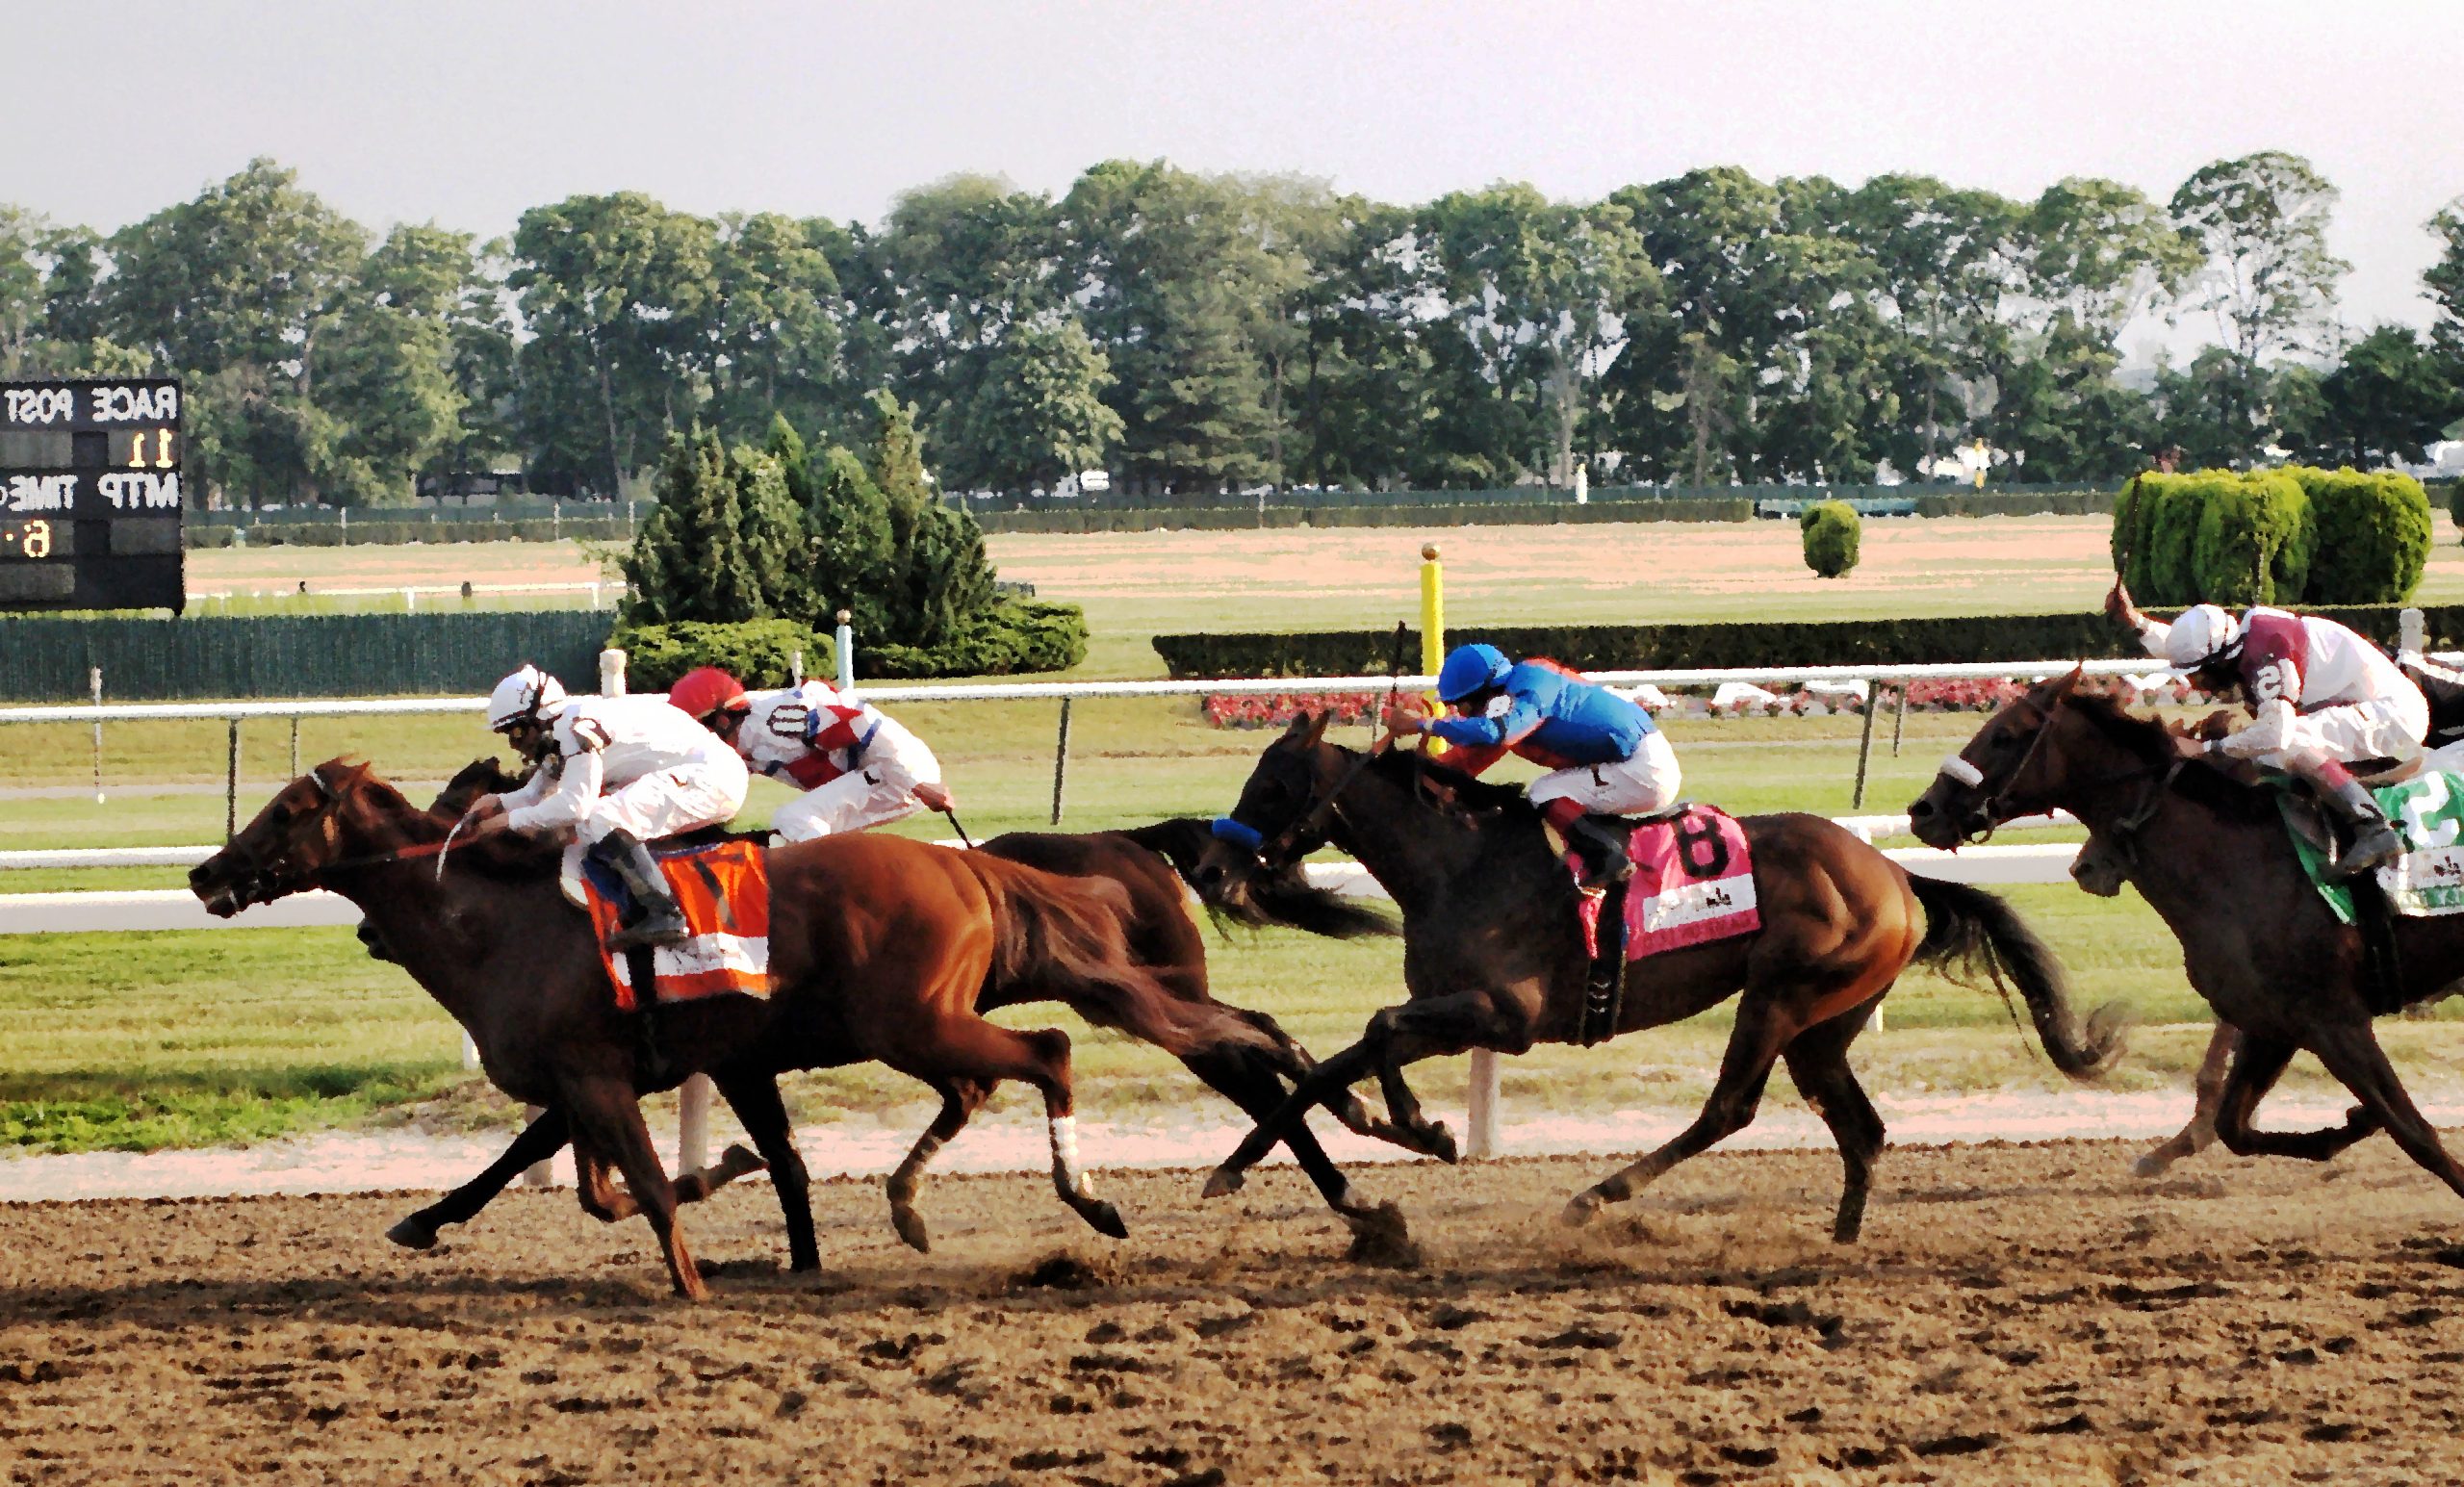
[7,1138,2464,1485]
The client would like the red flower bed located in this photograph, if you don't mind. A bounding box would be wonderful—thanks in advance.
[1201,691,1384,730]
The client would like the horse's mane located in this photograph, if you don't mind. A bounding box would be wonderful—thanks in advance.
[2058,689,2280,825]
[1364,743,1537,820]
[326,757,565,881]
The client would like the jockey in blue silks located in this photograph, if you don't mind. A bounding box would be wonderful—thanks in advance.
[1383,643,1681,887]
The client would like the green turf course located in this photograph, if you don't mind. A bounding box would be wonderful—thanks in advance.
[7,517,2464,1151]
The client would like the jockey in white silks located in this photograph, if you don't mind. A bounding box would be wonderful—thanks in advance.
[2107,580,2426,877]
[464,663,751,951]
[665,666,953,845]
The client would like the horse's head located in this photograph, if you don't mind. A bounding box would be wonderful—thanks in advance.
[1908,671,2090,850]
[1192,710,1347,906]
[431,756,526,817]
[190,759,385,916]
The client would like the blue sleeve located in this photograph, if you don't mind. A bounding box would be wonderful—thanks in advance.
[1427,691,1544,750]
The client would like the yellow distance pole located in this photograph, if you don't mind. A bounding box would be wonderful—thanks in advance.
[1425,540,1502,1157]
[1419,544,1445,751]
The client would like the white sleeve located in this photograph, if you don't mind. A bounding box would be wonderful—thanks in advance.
[507,747,601,835]
[2135,616,2170,660]
[497,762,552,813]
[2216,698,2296,759]
[864,714,939,795]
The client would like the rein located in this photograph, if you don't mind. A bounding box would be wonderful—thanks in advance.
[1949,693,2183,849]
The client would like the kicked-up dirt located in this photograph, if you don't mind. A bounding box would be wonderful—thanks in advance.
[5,1137,2464,1484]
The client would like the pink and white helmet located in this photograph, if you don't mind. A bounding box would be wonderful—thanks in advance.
[2162,605,2239,670]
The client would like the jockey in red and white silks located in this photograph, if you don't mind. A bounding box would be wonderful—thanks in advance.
[666,668,952,844]
[2108,581,2424,876]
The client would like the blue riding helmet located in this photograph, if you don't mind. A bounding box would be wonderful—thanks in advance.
[1436,643,1512,704]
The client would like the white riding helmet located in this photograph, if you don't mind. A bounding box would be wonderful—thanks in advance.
[486,664,569,732]
[2162,604,2240,670]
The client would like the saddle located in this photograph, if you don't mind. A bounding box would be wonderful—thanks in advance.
[1558,803,1761,1047]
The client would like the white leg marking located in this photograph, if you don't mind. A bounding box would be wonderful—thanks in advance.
[1049,1114,1093,1198]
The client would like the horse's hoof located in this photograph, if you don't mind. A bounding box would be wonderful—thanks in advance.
[1428,1122,1461,1165]
[384,1216,440,1251]
[1085,1201,1130,1241]
[2130,1151,2174,1180]
[716,1144,768,1181]
[1201,1166,1246,1200]
[1559,1192,1603,1229]
[891,1207,932,1255]
[1343,1202,1421,1269]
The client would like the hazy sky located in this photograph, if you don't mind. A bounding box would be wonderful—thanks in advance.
[16,1,2462,354]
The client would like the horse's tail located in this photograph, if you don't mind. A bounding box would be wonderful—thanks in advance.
[974,855,1271,1059]
[1120,818,1399,941]
[1907,874,2126,1082]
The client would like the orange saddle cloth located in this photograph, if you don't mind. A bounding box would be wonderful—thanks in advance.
[580,839,773,1011]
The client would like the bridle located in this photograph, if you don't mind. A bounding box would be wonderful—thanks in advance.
[1213,740,1388,874]
[212,766,451,907]
[1938,690,2178,849]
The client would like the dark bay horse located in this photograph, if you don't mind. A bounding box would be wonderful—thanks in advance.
[383,762,1411,1255]
[1193,714,2123,1244]
[191,761,1270,1299]
[1912,674,2464,1205]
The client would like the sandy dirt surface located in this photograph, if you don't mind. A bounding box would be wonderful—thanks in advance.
[9,1137,2464,1484]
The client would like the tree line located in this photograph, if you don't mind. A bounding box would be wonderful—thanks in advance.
[3,152,2459,507]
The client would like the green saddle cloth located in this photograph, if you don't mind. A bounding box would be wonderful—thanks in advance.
[2281,770,2464,925]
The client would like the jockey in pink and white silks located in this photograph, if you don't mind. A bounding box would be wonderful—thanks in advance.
[2107,580,2426,877]
[465,663,751,951]
[665,667,953,844]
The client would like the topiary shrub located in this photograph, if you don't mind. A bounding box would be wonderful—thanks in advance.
[2191,468,2309,605]
[1800,500,1861,578]
[2136,473,2219,606]
[2292,466,2431,603]
[611,618,823,692]
[612,599,1088,688]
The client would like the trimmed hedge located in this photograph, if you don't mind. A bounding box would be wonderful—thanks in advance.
[1800,500,1861,577]
[1153,603,2464,679]
[613,598,1089,689]
[2190,468,2309,605]
[2297,467,2432,603]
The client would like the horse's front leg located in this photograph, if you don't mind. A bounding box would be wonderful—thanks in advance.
[1204,988,1517,1198]
[2134,1022,2237,1177]
[2209,1032,2379,1161]
[388,1106,572,1250]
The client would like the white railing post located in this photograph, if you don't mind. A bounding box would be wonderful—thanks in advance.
[834,610,855,691]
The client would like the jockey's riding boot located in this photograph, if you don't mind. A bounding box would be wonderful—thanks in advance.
[2311,766,2404,880]
[1567,816,1635,890]
[591,831,689,952]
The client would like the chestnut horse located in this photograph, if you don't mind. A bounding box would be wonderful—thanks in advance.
[380,763,1414,1255]
[1194,715,2122,1245]
[191,760,1269,1299]
[1911,674,2464,1205]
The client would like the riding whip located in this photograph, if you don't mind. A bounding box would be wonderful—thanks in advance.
[940,808,976,851]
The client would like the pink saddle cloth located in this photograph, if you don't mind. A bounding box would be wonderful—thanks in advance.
[1623,805,1760,959]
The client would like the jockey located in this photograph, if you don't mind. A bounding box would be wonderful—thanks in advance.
[1383,642,1678,887]
[2108,580,2426,876]
[665,666,953,843]
[466,663,752,952]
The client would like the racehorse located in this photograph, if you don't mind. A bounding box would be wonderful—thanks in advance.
[1192,714,2123,1244]
[379,763,1419,1256]
[1910,672,2464,1204]
[191,760,1270,1299]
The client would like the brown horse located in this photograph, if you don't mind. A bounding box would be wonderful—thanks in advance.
[1910,674,2464,1204]
[191,760,1268,1299]
[382,761,1412,1255]
[1193,715,2122,1244]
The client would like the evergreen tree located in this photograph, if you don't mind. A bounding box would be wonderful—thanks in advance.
[801,444,897,638]
[866,391,995,645]
[621,427,802,625]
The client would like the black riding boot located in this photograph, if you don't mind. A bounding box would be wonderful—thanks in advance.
[1567,815,1635,889]
[2313,771,2404,880]
[591,831,689,951]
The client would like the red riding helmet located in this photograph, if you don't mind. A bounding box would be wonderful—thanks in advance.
[667,666,750,724]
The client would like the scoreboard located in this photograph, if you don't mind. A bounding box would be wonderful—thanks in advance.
[0,378,185,611]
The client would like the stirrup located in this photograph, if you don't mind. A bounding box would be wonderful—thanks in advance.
[606,912,688,953]
[2330,829,2403,882]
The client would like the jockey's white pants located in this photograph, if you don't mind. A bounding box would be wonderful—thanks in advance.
[578,751,749,846]
[2240,694,2428,774]
[1526,731,1682,817]
[771,768,926,843]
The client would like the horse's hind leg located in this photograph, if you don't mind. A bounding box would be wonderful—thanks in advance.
[1179,1041,1403,1249]
[389,1105,572,1250]
[885,1077,991,1255]
[1233,1006,1417,1153]
[563,1074,706,1300]
[1780,1003,1886,1243]
[1563,989,1793,1228]
[2135,1022,2237,1178]
[890,1016,1128,1241]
